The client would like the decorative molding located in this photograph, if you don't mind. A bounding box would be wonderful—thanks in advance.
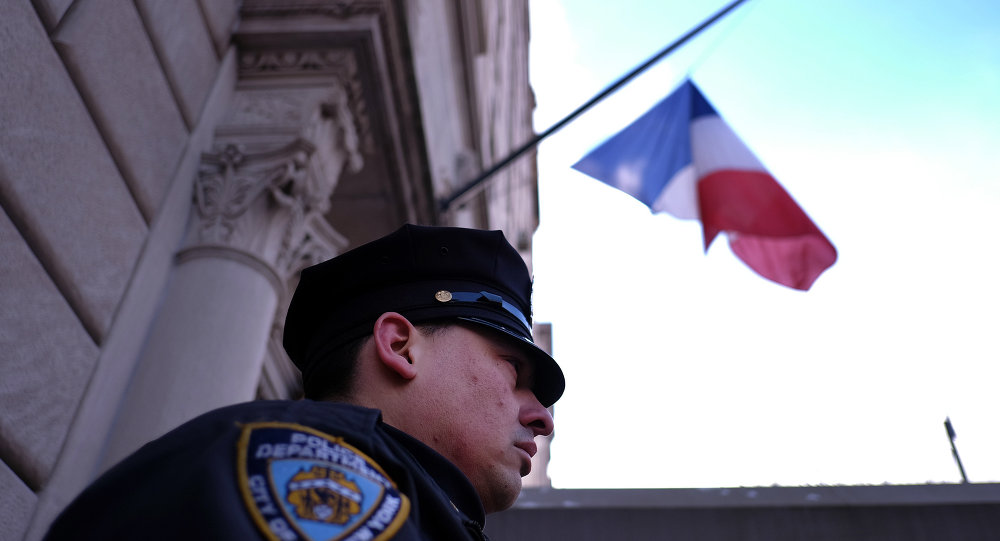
[240,0,385,19]
[233,50,372,154]
[238,49,356,77]
[176,244,285,297]
[273,207,348,280]
[187,120,351,283]
[226,92,306,126]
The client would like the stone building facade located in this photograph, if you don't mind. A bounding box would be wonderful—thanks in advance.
[0,1,549,538]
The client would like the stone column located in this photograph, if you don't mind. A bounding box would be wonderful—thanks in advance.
[102,83,361,467]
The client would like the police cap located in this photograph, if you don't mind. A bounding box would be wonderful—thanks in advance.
[283,224,565,407]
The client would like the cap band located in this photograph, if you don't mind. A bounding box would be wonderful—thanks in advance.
[440,291,532,336]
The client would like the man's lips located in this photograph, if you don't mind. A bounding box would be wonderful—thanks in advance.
[514,441,537,459]
[514,441,537,476]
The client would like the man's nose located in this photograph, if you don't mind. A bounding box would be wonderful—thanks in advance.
[519,392,554,437]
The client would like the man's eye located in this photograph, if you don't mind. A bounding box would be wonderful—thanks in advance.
[504,358,522,377]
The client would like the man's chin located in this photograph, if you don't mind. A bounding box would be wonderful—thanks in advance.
[482,475,523,514]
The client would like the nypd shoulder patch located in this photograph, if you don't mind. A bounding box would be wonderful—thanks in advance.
[237,422,410,541]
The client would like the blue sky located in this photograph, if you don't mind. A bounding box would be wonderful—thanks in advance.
[528,0,1000,488]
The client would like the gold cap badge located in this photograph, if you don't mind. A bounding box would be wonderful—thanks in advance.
[434,290,452,302]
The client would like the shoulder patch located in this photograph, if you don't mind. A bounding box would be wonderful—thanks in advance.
[237,422,410,541]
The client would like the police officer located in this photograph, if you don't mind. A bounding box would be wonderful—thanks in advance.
[44,224,564,540]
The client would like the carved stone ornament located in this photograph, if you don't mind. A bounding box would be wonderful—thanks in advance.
[192,142,310,245]
[185,77,364,281]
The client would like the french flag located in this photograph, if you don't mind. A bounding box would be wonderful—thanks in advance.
[572,79,837,290]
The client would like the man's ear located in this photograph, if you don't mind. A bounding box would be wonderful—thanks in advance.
[372,312,419,380]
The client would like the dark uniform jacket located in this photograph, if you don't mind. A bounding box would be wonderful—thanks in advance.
[44,400,489,540]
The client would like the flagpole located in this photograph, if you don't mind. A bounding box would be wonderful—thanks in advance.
[439,0,752,212]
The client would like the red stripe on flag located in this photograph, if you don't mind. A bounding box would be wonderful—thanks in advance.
[698,169,837,290]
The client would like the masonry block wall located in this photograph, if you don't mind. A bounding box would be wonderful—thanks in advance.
[0,1,240,538]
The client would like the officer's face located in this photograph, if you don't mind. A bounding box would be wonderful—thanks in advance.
[408,323,554,513]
